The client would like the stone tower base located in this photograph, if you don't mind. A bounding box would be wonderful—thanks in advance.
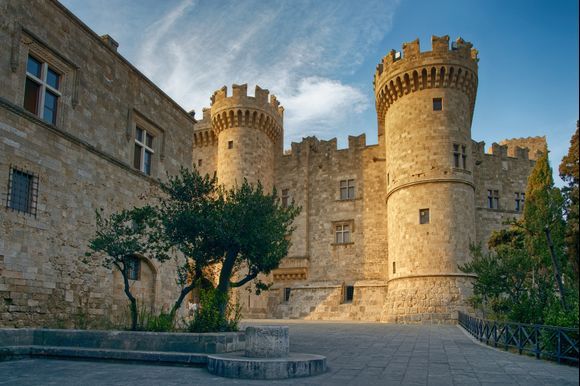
[382,275,474,323]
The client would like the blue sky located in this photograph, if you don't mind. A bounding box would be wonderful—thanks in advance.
[60,0,578,185]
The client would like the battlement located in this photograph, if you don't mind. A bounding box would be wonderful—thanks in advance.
[373,37,479,132]
[210,84,284,143]
[285,134,367,156]
[473,137,545,162]
[499,136,546,160]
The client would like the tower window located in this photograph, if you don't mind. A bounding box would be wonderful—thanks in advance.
[339,179,355,200]
[344,285,354,303]
[393,261,396,274]
[134,127,154,175]
[419,208,430,224]
[7,167,38,216]
[487,190,499,209]
[228,140,233,149]
[515,192,525,212]
[24,55,61,125]
[433,98,443,111]
[198,159,202,167]
[453,144,467,169]
[281,189,289,208]
[335,223,351,244]
[284,288,291,302]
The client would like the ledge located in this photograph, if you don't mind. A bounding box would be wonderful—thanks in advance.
[0,328,244,365]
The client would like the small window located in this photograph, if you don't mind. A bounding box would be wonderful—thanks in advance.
[339,179,355,200]
[419,208,430,224]
[281,189,289,208]
[228,140,233,149]
[487,190,499,209]
[125,256,141,281]
[134,127,154,175]
[392,261,396,274]
[344,286,354,303]
[7,167,38,216]
[284,288,291,302]
[433,97,443,111]
[335,223,351,244]
[24,55,61,125]
[197,159,202,167]
[453,143,467,169]
[515,192,525,212]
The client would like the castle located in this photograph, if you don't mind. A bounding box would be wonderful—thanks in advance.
[0,0,545,327]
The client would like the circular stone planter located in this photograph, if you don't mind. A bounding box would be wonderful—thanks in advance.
[207,325,326,379]
[207,353,327,379]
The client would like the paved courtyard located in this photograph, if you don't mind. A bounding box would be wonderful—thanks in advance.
[0,320,577,385]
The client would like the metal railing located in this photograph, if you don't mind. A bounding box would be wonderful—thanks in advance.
[458,311,579,365]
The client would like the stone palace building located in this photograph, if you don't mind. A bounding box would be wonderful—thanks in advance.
[0,0,545,327]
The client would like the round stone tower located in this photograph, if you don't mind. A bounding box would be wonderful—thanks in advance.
[210,84,284,191]
[374,36,479,322]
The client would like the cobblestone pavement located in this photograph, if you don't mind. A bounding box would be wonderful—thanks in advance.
[0,320,578,385]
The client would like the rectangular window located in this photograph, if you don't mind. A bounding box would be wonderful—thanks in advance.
[281,189,289,208]
[6,167,38,216]
[284,288,291,302]
[515,192,525,212]
[134,127,154,175]
[228,140,233,149]
[339,179,355,200]
[198,159,202,167]
[453,144,467,169]
[344,285,354,303]
[487,190,499,209]
[419,208,430,224]
[433,97,443,111]
[126,256,141,281]
[335,223,351,244]
[24,55,61,125]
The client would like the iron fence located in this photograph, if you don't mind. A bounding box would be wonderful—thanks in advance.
[458,311,579,365]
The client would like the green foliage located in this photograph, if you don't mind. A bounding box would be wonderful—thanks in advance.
[187,288,241,333]
[559,125,579,282]
[142,312,175,332]
[462,149,579,327]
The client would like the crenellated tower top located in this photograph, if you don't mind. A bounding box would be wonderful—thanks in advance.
[210,84,284,144]
[373,35,479,135]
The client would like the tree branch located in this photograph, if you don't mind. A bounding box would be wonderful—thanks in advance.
[230,270,258,288]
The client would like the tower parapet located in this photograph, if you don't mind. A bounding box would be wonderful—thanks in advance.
[210,84,284,144]
[374,36,478,137]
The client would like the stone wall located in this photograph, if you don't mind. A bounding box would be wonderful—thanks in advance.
[0,0,195,327]
[472,140,541,251]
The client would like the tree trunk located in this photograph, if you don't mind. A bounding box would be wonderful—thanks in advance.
[122,272,138,331]
[170,282,196,319]
[216,249,237,323]
[544,227,568,311]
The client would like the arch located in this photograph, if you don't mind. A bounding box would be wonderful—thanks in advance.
[403,73,411,94]
[412,71,419,91]
[395,76,403,97]
[448,67,455,87]
[439,67,446,87]
[244,110,250,127]
[421,68,428,89]
[236,110,243,127]
[228,110,235,129]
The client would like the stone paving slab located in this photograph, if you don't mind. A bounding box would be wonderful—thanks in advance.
[0,320,577,385]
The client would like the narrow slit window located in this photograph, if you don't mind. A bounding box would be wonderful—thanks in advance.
[284,288,291,302]
[228,140,233,149]
[393,261,396,274]
[344,286,354,303]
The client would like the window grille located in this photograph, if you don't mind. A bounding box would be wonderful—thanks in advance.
[125,255,141,281]
[6,166,38,216]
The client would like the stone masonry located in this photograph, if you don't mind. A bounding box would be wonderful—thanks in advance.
[0,0,543,327]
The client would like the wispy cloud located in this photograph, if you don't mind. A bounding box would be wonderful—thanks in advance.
[63,0,399,146]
